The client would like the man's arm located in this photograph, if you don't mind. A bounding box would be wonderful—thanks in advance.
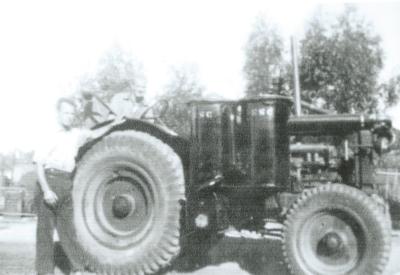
[90,123,117,139]
[36,162,58,205]
[79,117,125,146]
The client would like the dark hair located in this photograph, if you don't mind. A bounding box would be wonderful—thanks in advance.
[56,97,77,111]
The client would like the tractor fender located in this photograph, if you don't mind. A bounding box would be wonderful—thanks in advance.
[76,119,190,166]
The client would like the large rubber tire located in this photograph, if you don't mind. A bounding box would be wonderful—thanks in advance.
[374,169,400,206]
[282,184,391,275]
[72,130,185,275]
[374,170,400,228]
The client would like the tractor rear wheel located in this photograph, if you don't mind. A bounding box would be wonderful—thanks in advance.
[72,130,185,275]
[282,184,391,275]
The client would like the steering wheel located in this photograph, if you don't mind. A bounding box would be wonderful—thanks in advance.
[140,99,169,124]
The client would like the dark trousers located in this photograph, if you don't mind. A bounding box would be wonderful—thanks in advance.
[35,170,84,274]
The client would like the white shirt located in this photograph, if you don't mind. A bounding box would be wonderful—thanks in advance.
[34,128,89,172]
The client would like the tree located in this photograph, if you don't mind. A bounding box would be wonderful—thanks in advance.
[77,45,146,100]
[244,16,284,96]
[75,45,146,126]
[95,45,146,101]
[379,74,400,108]
[158,64,204,137]
[299,6,383,113]
[298,15,333,104]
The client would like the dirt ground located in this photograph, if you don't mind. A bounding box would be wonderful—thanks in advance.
[1,216,400,275]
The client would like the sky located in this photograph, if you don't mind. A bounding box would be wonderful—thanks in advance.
[0,0,399,152]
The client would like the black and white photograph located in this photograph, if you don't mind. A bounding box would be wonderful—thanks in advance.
[1,1,400,274]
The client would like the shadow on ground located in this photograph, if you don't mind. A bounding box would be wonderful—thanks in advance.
[52,231,400,275]
[171,234,290,275]
[53,234,289,275]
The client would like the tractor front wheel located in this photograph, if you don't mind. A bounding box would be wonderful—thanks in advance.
[282,184,391,275]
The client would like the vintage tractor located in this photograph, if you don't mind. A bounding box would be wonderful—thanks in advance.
[68,94,394,275]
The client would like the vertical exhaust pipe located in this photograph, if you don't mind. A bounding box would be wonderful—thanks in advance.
[291,36,302,116]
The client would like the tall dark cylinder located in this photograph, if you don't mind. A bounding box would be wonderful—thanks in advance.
[244,96,292,188]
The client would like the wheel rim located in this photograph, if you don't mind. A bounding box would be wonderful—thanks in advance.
[81,159,158,250]
[297,209,366,274]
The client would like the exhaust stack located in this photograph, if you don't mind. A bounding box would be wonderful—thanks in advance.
[291,36,302,116]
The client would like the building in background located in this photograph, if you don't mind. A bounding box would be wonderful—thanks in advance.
[0,151,35,214]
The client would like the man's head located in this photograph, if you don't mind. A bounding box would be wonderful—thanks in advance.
[56,98,77,130]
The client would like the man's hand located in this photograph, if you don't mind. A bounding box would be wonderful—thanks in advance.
[44,190,58,206]
[110,114,126,125]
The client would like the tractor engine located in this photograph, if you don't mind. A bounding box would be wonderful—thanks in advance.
[288,114,393,190]
[290,142,338,187]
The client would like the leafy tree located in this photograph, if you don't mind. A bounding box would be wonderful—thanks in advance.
[299,7,383,113]
[158,64,204,137]
[379,74,400,108]
[75,45,146,126]
[298,16,333,104]
[244,16,284,96]
[77,45,146,100]
[95,45,146,101]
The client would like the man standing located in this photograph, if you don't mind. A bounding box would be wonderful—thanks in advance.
[34,98,121,275]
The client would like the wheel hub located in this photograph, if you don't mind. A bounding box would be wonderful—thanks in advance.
[82,165,156,249]
[320,232,343,255]
[97,175,152,236]
[299,210,363,274]
[112,194,136,219]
